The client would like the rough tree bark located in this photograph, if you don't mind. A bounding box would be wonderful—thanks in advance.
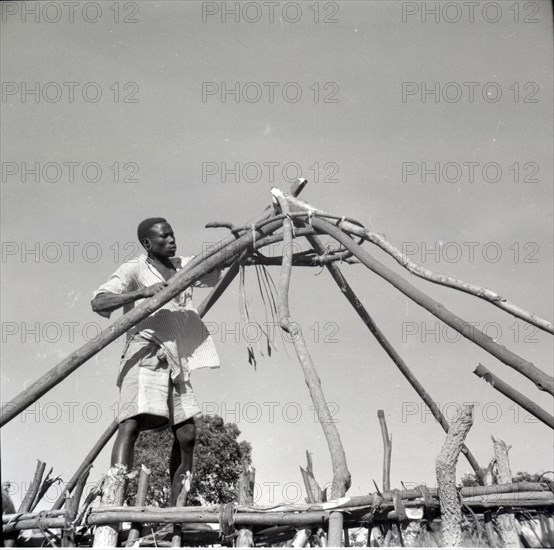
[92,464,128,548]
[236,457,256,547]
[436,406,474,547]
[492,436,521,547]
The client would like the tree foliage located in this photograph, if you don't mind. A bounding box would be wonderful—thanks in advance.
[126,415,252,507]
[461,471,546,487]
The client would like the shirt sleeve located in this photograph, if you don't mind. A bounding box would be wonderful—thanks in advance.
[91,261,139,309]
[181,256,222,288]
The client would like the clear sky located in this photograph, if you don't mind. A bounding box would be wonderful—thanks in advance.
[1,1,553,508]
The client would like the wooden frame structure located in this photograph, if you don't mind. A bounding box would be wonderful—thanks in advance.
[2,180,553,547]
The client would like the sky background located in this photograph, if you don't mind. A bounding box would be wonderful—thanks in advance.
[1,1,553,508]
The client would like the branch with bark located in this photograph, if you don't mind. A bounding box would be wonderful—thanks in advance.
[435,406,474,547]
[273,188,351,500]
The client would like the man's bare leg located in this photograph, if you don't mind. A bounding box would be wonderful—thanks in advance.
[111,418,140,468]
[169,417,196,506]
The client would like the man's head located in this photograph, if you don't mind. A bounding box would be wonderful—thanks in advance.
[137,217,177,259]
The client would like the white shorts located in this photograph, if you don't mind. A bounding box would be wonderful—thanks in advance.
[117,336,201,430]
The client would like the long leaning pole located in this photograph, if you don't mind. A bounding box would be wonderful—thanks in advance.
[305,233,485,483]
[474,364,554,429]
[304,215,553,396]
[0,181,307,427]
[52,253,247,511]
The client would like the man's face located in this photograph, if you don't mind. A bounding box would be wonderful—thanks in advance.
[143,222,177,258]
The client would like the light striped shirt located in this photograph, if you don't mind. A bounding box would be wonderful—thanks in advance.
[92,254,221,381]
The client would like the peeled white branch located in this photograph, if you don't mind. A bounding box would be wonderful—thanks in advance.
[283,194,553,335]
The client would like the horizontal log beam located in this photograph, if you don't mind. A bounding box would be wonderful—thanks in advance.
[5,490,553,534]
[5,481,549,524]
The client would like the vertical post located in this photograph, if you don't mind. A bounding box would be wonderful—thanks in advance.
[92,464,128,548]
[435,406,474,547]
[343,527,350,547]
[377,410,392,493]
[482,459,499,547]
[125,465,150,547]
[172,471,192,547]
[492,436,520,547]
[236,457,256,547]
[483,511,497,547]
[328,512,344,547]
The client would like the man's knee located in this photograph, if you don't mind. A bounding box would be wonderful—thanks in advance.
[118,418,140,440]
[173,419,196,450]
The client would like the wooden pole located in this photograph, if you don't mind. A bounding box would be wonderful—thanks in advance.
[483,510,497,547]
[343,526,350,547]
[305,233,485,482]
[171,470,192,547]
[300,450,325,503]
[196,252,245,318]
[6,481,548,525]
[236,456,256,547]
[475,364,554,429]
[291,528,312,547]
[435,406,474,547]
[0,181,308,427]
[92,464,128,548]
[5,488,554,534]
[283,194,553,335]
[62,464,92,547]
[482,464,499,547]
[377,410,392,493]
[17,460,46,513]
[307,215,553,396]
[491,436,520,547]
[328,512,344,547]
[0,236,255,427]
[125,465,150,548]
[273,190,350,499]
[53,421,118,510]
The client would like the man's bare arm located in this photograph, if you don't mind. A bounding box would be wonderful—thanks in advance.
[91,282,169,317]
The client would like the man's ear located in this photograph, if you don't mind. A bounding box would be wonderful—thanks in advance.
[142,238,151,251]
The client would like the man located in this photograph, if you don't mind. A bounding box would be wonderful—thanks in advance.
[91,217,222,505]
